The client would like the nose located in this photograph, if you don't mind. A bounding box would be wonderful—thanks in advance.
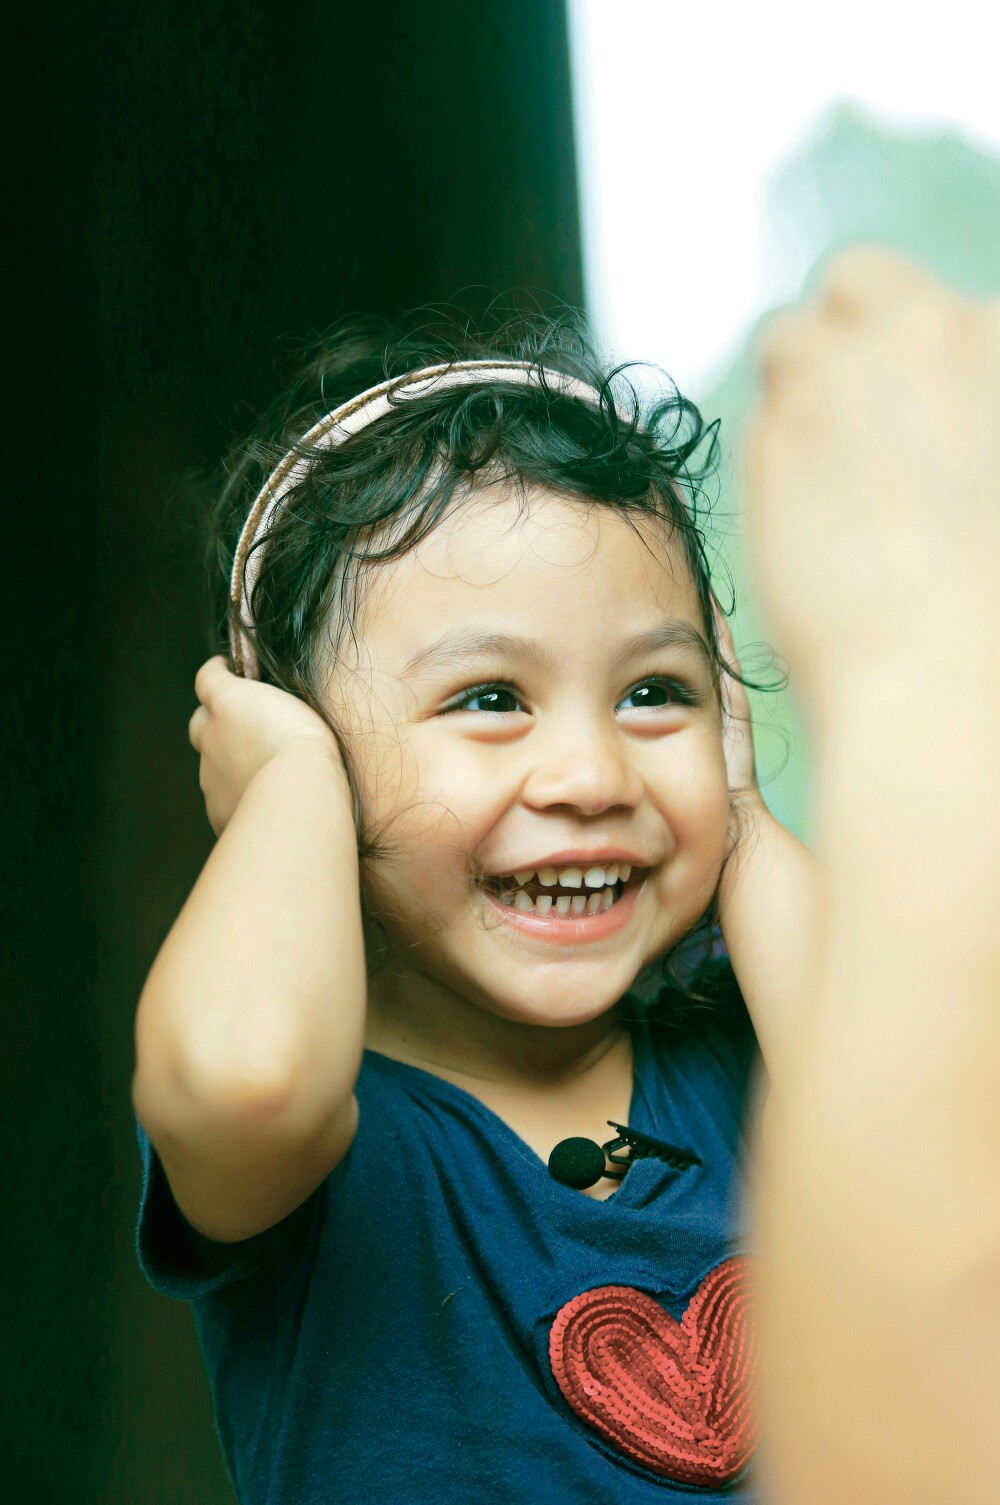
[519,717,644,817]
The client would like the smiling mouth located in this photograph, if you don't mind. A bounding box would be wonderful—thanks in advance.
[479,861,646,919]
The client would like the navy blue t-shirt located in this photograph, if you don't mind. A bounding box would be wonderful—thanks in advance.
[134,993,763,1503]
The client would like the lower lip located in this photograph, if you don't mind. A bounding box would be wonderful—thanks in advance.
[481,879,645,945]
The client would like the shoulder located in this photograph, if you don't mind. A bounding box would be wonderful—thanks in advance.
[639,959,764,1105]
[643,955,755,1041]
[133,1057,430,1303]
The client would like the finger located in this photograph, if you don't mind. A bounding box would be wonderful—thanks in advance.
[194,654,231,705]
[818,244,961,327]
[756,252,954,395]
[711,597,735,658]
[710,597,744,678]
[754,305,830,402]
[188,704,208,752]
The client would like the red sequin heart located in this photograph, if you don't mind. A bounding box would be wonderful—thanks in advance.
[548,1256,757,1486]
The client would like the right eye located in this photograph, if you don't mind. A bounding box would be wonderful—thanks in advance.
[444,682,525,714]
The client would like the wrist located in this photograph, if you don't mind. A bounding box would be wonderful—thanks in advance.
[814,704,1000,936]
[798,636,998,738]
[816,662,1000,802]
[729,784,769,818]
[249,739,356,829]
[265,735,349,782]
[727,787,773,861]
[719,792,778,906]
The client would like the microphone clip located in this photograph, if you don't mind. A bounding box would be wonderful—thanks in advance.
[546,1122,702,1190]
[599,1122,702,1180]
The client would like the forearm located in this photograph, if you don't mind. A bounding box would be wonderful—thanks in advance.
[717,793,828,1085]
[758,674,1000,1505]
[133,746,367,1135]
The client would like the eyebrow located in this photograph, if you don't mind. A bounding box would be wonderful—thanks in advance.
[402,631,558,678]
[610,622,715,674]
[400,620,715,679]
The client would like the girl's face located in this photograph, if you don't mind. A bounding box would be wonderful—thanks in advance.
[327,486,730,1029]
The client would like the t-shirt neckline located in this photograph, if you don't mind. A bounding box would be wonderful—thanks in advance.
[362,1006,658,1207]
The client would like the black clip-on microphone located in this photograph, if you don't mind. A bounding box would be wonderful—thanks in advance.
[547,1121,702,1190]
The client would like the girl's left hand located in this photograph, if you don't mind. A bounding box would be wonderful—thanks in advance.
[712,601,760,806]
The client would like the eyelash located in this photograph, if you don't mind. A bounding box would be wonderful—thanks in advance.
[443,677,701,715]
[618,678,702,710]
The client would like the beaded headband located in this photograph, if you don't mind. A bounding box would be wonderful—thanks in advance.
[228,359,613,678]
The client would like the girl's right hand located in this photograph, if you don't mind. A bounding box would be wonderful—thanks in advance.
[188,656,346,837]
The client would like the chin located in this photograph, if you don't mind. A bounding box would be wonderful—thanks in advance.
[450,949,647,1029]
[483,991,622,1030]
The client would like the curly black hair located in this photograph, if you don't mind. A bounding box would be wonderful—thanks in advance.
[204,307,780,1029]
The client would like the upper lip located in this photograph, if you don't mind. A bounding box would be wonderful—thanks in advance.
[482,848,652,877]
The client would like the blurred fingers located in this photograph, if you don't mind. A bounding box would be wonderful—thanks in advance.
[193,654,231,704]
[754,304,834,410]
[188,704,208,752]
[756,247,964,401]
[816,244,946,325]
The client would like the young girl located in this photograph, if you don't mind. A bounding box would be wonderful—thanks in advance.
[132,318,821,1504]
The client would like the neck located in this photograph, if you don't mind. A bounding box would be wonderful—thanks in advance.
[365,961,627,1090]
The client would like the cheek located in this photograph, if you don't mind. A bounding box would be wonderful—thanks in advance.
[349,727,436,837]
[658,769,731,936]
[358,737,518,899]
[662,736,731,858]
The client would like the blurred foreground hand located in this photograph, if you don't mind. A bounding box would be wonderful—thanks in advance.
[744,248,1000,1505]
[746,245,1000,709]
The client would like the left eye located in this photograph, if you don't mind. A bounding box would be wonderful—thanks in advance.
[617,679,692,710]
[450,685,524,714]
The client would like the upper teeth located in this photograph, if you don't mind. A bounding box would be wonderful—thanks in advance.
[508,862,631,888]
